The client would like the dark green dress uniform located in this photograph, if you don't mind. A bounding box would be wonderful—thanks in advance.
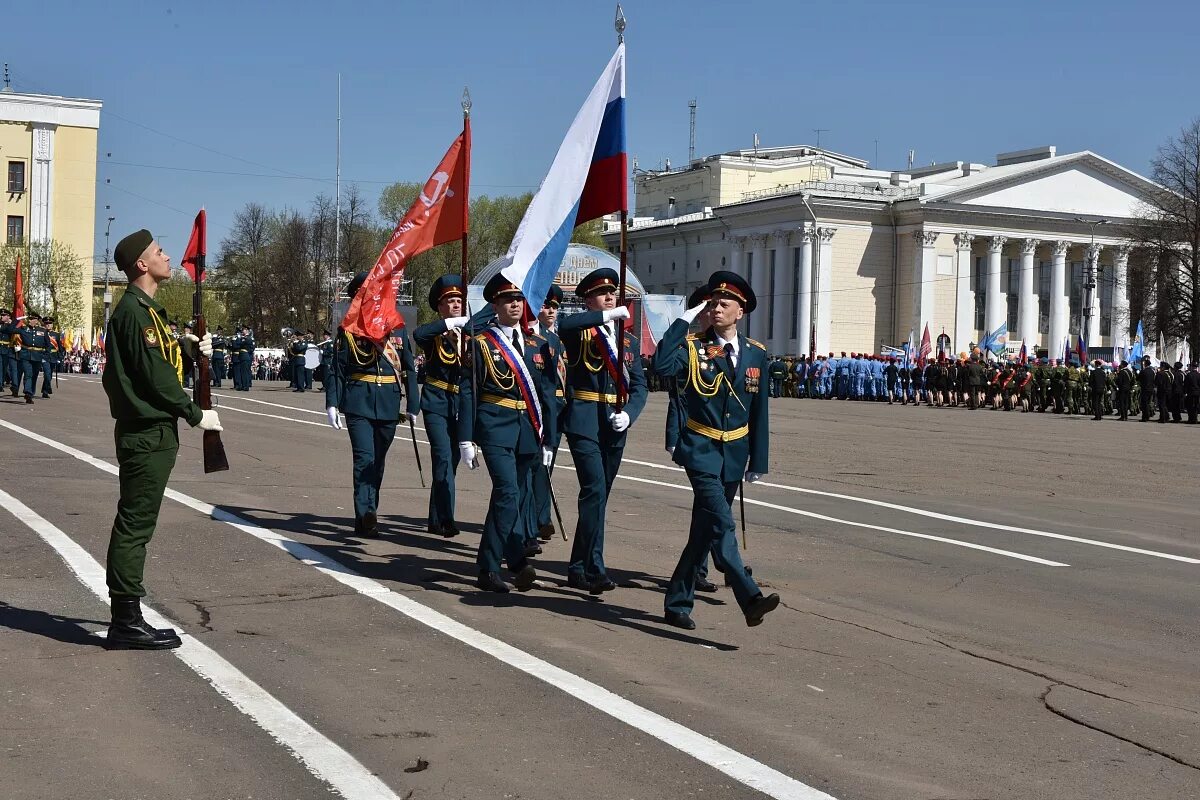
[413,275,471,537]
[41,321,61,396]
[241,329,256,389]
[228,331,244,389]
[460,276,558,588]
[557,268,648,590]
[290,338,310,391]
[102,284,204,599]
[13,316,49,402]
[325,322,419,536]
[0,310,14,391]
[652,271,778,629]
[210,330,227,386]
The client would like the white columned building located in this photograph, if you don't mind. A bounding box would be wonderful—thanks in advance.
[985,235,1008,335]
[953,233,975,354]
[1048,241,1070,357]
[912,229,938,335]
[1111,245,1131,346]
[1018,238,1040,346]
[771,229,790,345]
[747,234,768,341]
[1085,243,1103,346]
[797,225,814,356]
[814,227,835,353]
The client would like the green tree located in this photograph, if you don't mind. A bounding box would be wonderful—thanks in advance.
[0,239,85,330]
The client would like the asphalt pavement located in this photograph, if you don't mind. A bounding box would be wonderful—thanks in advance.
[1,376,1197,800]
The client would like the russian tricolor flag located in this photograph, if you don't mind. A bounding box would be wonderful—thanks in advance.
[499,43,626,309]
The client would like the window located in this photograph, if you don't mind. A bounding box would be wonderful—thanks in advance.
[1068,261,1084,333]
[1099,263,1113,337]
[974,256,985,331]
[1007,258,1020,294]
[6,215,24,245]
[671,261,676,272]
[7,161,25,193]
[1007,294,1018,335]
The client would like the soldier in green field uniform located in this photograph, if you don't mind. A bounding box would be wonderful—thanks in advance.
[1049,359,1066,413]
[1066,360,1082,414]
[102,229,222,650]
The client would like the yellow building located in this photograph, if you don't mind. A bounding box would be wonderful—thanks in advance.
[1,86,102,336]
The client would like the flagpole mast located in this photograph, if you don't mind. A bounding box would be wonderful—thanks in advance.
[333,73,342,316]
[614,3,629,412]
[461,87,476,413]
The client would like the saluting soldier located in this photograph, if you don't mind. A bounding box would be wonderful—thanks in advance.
[526,283,568,549]
[458,273,557,593]
[324,272,420,538]
[556,267,648,594]
[102,229,221,649]
[652,271,780,630]
[413,274,472,538]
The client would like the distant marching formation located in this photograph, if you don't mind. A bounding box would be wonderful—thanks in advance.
[1,308,66,404]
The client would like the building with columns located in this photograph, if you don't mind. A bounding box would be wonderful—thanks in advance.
[605,144,1156,358]
[1,85,102,335]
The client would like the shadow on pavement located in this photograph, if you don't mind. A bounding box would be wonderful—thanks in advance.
[0,601,106,646]
[217,505,738,651]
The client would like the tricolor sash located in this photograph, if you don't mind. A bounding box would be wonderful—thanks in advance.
[481,327,543,438]
[593,324,630,399]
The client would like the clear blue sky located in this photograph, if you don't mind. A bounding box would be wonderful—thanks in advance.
[8,0,1199,264]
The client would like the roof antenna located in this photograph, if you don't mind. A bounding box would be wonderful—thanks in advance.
[2,64,13,93]
[688,98,697,164]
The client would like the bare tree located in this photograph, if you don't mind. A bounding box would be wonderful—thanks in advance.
[215,203,271,338]
[1128,118,1200,353]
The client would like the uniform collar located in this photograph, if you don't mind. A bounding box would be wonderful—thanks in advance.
[125,284,166,314]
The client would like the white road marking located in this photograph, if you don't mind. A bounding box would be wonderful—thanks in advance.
[0,487,401,800]
[614,455,1200,565]
[212,391,328,415]
[198,403,1065,566]
[1,418,837,800]
[807,686,825,693]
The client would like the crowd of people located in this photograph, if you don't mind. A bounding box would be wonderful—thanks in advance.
[646,349,1200,423]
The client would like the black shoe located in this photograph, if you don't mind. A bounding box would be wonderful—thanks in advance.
[695,578,718,593]
[664,611,696,630]
[566,574,590,590]
[441,522,460,538]
[523,540,543,557]
[537,523,556,542]
[512,564,538,591]
[24,395,33,404]
[476,572,511,593]
[41,393,50,399]
[361,512,378,538]
[107,597,182,650]
[588,576,617,596]
[745,592,781,627]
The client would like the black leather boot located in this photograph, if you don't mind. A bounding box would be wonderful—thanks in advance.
[107,596,182,650]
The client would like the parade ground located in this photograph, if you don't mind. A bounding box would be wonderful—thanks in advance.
[2,378,1197,800]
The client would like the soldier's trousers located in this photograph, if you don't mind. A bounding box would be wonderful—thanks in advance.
[1141,390,1154,421]
[424,411,461,530]
[40,360,54,395]
[1157,389,1171,422]
[566,433,624,580]
[20,359,40,397]
[346,415,397,519]
[211,360,225,387]
[1117,391,1131,420]
[106,421,179,598]
[477,443,535,575]
[665,469,761,617]
[0,351,12,388]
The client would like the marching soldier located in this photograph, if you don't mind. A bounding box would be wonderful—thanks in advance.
[413,274,471,538]
[40,315,62,397]
[0,307,14,392]
[12,311,48,404]
[527,283,567,548]
[557,267,648,594]
[102,229,220,649]
[458,273,557,593]
[317,328,334,390]
[210,326,227,387]
[324,273,420,537]
[241,324,256,390]
[652,271,780,630]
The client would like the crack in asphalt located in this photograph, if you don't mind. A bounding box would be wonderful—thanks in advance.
[185,600,213,632]
[781,603,932,648]
[1040,684,1200,771]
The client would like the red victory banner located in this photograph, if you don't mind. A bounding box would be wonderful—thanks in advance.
[12,254,25,325]
[342,132,470,343]
[181,209,206,282]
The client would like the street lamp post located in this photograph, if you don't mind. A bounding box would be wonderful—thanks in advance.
[1074,216,1109,354]
[103,216,115,328]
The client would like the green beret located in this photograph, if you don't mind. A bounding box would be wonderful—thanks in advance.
[114,229,154,273]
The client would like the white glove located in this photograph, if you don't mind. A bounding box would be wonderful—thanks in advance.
[459,441,478,469]
[609,410,630,432]
[745,471,762,484]
[326,406,342,430]
[601,307,631,323]
[542,447,554,468]
[198,331,213,358]
[445,316,470,331]
[198,409,223,431]
[666,446,675,455]
[682,302,708,324]
[402,411,418,423]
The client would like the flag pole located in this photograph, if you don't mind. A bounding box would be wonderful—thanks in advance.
[614,3,629,412]
[189,210,229,473]
[460,86,477,420]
